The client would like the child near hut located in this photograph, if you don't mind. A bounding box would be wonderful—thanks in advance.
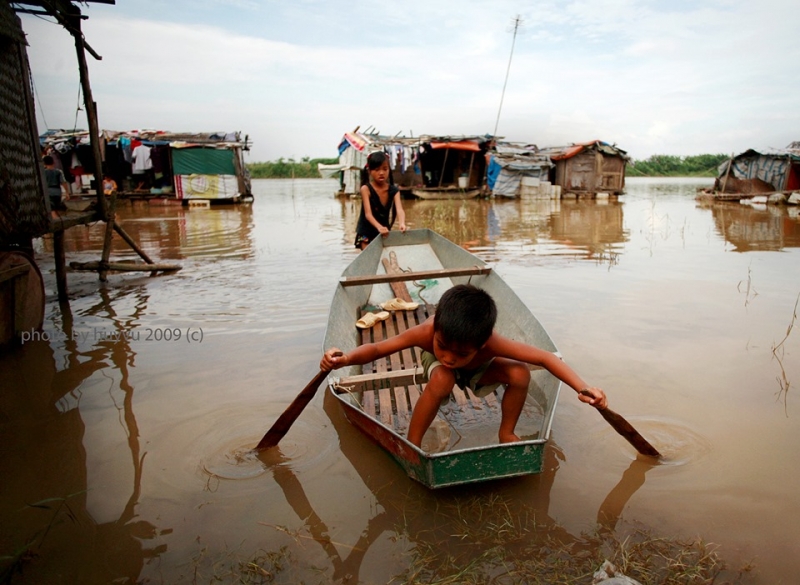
[354,151,406,250]
[321,284,607,447]
[43,155,70,213]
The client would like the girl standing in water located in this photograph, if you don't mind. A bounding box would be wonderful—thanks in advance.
[354,151,406,250]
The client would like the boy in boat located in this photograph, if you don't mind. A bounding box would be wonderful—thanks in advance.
[321,284,607,448]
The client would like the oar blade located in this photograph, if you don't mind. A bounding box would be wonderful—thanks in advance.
[256,369,329,450]
[598,407,661,458]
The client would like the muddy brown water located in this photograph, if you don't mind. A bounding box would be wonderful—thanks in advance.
[1,177,799,583]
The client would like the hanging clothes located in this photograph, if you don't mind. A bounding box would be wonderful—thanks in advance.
[132,144,153,174]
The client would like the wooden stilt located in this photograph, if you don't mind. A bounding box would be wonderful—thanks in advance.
[69,261,181,273]
[98,194,116,282]
[68,6,109,221]
[113,222,154,265]
[53,231,68,301]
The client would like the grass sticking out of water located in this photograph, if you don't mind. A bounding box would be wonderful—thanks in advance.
[390,494,754,585]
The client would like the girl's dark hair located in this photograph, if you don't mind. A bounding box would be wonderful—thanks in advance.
[434,284,497,348]
[360,150,394,187]
[366,151,388,170]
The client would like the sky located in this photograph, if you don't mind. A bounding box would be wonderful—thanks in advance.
[18,0,800,163]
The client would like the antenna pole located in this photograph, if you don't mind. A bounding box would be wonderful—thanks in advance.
[493,15,522,139]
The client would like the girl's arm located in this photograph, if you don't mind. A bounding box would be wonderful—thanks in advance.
[360,185,389,235]
[393,191,407,232]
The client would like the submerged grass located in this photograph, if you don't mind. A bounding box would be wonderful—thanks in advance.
[389,493,755,585]
[182,493,755,585]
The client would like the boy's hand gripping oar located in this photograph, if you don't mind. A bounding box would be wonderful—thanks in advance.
[256,352,341,451]
[580,390,661,458]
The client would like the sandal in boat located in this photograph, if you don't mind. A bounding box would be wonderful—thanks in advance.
[380,298,419,311]
[356,311,390,329]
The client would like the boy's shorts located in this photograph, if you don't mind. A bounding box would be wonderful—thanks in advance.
[419,350,501,398]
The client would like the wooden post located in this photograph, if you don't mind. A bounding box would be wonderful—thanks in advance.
[68,5,109,221]
[113,222,154,265]
[53,230,68,301]
[721,153,734,193]
[438,148,450,188]
[98,194,116,282]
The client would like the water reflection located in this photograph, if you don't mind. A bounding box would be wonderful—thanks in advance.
[248,391,656,583]
[36,203,256,262]
[705,201,800,252]
[386,197,629,264]
[0,289,165,582]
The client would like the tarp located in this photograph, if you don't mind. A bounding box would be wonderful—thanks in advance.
[317,163,344,179]
[171,147,236,175]
[487,154,552,197]
[546,140,629,161]
[430,141,481,152]
[718,149,800,190]
[174,174,239,199]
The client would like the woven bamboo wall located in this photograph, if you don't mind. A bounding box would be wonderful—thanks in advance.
[0,3,49,246]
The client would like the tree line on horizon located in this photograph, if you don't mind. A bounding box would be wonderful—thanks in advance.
[246,153,730,179]
[626,153,729,177]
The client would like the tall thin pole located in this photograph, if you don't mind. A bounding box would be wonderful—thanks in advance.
[493,15,522,139]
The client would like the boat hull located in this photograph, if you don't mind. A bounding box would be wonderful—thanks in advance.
[324,229,561,489]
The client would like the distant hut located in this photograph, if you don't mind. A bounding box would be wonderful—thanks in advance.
[325,128,493,200]
[40,129,253,202]
[540,140,629,198]
[486,142,553,198]
[412,135,492,200]
[714,144,800,198]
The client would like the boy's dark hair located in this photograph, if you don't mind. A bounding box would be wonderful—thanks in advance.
[434,284,497,348]
[43,155,54,165]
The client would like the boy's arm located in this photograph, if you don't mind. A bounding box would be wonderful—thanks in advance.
[321,319,431,371]
[487,335,607,408]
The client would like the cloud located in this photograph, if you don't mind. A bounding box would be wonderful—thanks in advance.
[19,0,800,162]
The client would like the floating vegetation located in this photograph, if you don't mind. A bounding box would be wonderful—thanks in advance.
[772,292,799,414]
[388,494,755,585]
[737,263,759,308]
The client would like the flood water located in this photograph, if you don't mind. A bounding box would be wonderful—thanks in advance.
[2,177,799,583]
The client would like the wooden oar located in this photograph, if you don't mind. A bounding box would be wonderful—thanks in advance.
[256,354,340,450]
[580,390,661,458]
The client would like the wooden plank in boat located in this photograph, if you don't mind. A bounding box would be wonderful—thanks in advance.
[465,387,486,411]
[381,251,414,302]
[378,387,393,426]
[362,390,376,418]
[384,313,404,372]
[451,387,475,421]
[340,266,493,287]
[394,386,409,426]
[392,306,418,369]
[337,367,424,387]
[408,384,421,408]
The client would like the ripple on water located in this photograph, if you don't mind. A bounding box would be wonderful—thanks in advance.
[198,415,339,481]
[589,416,713,468]
[148,404,340,491]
